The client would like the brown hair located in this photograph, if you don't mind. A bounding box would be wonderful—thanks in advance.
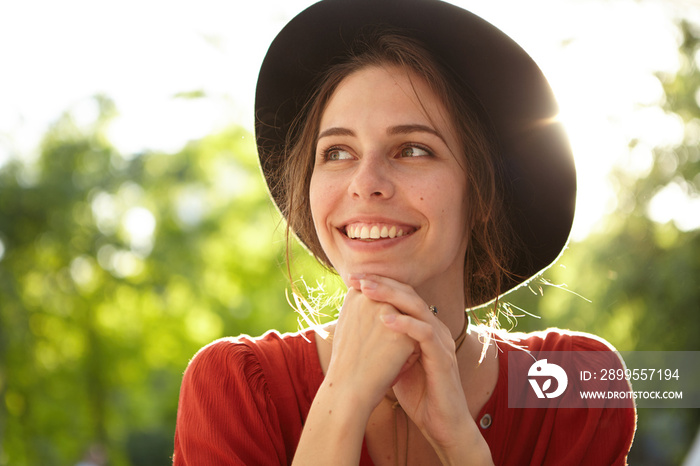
[277,29,521,310]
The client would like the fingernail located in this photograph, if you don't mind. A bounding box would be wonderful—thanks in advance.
[347,273,366,281]
[360,279,377,290]
[380,314,396,324]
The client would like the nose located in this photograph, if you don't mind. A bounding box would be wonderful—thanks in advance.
[347,153,395,200]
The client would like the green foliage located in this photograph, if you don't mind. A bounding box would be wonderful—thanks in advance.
[0,97,332,465]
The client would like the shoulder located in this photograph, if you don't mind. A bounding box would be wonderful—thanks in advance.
[498,327,620,353]
[181,327,325,408]
[185,328,319,383]
[190,328,318,361]
[488,328,636,464]
[496,327,627,383]
[175,329,320,464]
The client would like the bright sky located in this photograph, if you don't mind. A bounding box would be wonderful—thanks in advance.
[1,0,699,240]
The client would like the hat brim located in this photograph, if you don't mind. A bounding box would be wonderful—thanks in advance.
[255,0,576,306]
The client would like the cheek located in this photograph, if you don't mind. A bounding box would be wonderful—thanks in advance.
[429,177,469,234]
[420,172,467,206]
[308,173,337,236]
[308,177,324,228]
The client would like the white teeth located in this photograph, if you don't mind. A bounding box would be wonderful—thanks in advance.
[345,224,412,240]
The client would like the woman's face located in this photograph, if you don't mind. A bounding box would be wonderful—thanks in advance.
[309,65,470,294]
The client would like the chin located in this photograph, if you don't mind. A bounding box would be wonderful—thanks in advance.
[338,261,415,283]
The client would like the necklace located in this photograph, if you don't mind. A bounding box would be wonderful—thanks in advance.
[386,312,470,466]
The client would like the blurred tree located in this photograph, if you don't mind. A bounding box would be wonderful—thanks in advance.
[0,95,329,465]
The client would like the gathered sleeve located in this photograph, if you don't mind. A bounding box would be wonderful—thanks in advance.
[173,338,287,466]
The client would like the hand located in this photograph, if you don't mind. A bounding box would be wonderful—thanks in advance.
[324,284,418,412]
[348,274,491,464]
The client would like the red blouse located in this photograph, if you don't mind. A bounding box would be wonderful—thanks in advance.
[173,328,636,465]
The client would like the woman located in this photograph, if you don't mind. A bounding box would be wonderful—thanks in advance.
[173,0,636,464]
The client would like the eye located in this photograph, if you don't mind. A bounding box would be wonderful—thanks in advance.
[325,147,353,161]
[399,145,432,158]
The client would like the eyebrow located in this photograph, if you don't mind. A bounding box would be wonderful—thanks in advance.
[317,127,355,141]
[388,124,446,145]
[317,124,446,145]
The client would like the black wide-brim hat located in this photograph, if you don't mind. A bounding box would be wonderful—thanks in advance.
[255,0,576,303]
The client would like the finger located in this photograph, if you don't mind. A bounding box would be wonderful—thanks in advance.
[381,314,456,370]
[359,277,455,355]
[353,274,436,322]
[345,274,363,291]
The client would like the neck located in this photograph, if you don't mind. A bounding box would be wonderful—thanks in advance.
[414,275,468,341]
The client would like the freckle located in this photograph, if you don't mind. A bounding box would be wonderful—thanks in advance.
[420,197,424,201]
[329,382,333,387]
[329,410,332,414]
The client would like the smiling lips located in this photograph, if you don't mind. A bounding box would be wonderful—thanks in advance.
[344,223,417,241]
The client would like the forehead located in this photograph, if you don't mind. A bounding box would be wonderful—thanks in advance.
[320,65,457,135]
